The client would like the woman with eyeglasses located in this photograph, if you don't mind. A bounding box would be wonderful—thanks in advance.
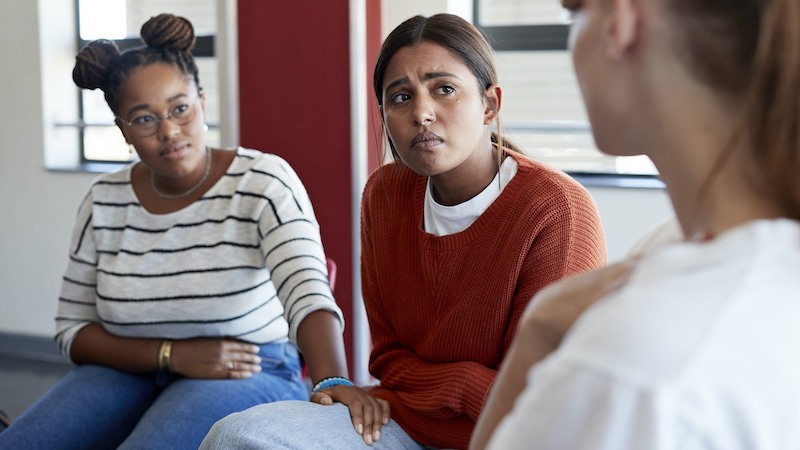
[0,13,373,449]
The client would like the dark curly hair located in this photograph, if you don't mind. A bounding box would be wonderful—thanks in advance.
[72,13,201,115]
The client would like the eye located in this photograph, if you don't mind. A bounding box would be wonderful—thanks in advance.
[130,114,157,126]
[435,85,456,96]
[390,92,411,104]
[171,103,192,117]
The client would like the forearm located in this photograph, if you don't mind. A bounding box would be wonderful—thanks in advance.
[373,348,496,419]
[470,336,553,450]
[70,323,161,373]
[296,309,349,384]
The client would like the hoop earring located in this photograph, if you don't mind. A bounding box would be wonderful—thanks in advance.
[129,144,134,155]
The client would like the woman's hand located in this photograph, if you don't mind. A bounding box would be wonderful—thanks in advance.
[170,338,262,379]
[310,385,391,446]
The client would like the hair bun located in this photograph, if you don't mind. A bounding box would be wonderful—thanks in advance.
[72,39,120,90]
[140,13,196,52]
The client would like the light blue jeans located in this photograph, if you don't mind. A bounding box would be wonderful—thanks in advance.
[200,400,427,449]
[0,342,307,450]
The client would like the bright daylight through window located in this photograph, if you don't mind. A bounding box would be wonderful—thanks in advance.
[476,0,658,178]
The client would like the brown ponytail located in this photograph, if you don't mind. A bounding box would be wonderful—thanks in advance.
[744,0,800,218]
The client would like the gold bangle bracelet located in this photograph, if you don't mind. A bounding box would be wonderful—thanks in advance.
[157,340,173,373]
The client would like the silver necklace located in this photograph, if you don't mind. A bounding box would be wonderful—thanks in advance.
[150,146,212,200]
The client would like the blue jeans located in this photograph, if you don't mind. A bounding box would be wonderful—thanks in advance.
[200,401,427,449]
[0,342,307,450]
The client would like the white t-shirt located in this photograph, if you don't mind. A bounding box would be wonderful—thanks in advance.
[488,218,800,449]
[424,156,518,236]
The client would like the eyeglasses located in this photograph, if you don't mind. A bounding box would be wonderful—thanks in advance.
[117,96,200,138]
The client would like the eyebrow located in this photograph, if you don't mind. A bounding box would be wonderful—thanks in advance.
[125,93,191,117]
[383,71,462,94]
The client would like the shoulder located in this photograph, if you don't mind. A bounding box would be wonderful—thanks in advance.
[234,147,294,173]
[362,162,422,201]
[556,222,800,387]
[503,151,600,227]
[232,147,306,188]
[509,150,592,202]
[85,164,135,200]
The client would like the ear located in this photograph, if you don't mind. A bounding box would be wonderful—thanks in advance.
[115,118,131,144]
[605,0,640,61]
[199,90,208,122]
[483,84,503,125]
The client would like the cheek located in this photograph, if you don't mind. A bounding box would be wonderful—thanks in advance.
[382,112,403,144]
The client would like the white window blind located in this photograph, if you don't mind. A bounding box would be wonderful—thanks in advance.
[478,0,658,177]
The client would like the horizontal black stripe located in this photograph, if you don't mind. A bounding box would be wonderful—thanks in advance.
[287,302,314,326]
[271,254,325,276]
[94,201,140,208]
[250,168,303,212]
[276,267,328,295]
[283,278,330,302]
[261,218,315,239]
[62,276,96,288]
[93,215,259,234]
[68,254,97,267]
[97,264,262,279]
[94,179,130,187]
[58,297,95,306]
[263,237,320,260]
[96,277,271,302]
[98,294,278,326]
[97,240,259,256]
[234,312,286,338]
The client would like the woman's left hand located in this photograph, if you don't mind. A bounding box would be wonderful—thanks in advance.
[310,385,391,446]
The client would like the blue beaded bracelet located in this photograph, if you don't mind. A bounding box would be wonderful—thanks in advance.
[312,376,354,393]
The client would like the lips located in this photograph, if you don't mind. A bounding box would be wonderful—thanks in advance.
[160,143,189,158]
[411,132,443,149]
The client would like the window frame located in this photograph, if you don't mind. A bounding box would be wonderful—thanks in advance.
[472,1,663,188]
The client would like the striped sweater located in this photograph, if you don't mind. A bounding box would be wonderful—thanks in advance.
[361,150,607,449]
[55,147,342,359]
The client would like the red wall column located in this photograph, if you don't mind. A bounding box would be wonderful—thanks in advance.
[237,0,381,375]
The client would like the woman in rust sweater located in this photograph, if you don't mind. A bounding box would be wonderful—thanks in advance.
[202,13,605,450]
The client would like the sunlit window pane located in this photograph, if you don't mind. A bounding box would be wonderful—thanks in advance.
[478,0,658,177]
[495,50,656,175]
[478,0,570,26]
[83,126,130,162]
[79,0,127,40]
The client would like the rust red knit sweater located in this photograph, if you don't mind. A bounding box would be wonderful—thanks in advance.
[361,151,607,449]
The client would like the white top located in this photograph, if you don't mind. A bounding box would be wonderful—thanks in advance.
[55,147,343,359]
[488,218,800,450]
[424,156,518,236]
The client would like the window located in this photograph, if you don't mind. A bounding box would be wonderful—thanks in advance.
[74,0,219,165]
[474,0,659,182]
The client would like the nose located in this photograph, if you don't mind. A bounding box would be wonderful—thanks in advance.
[412,97,435,126]
[156,114,181,140]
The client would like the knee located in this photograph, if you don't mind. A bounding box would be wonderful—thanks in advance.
[199,401,309,449]
[199,415,233,449]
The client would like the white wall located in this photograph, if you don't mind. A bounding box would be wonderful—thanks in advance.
[0,0,674,342]
[0,0,98,338]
